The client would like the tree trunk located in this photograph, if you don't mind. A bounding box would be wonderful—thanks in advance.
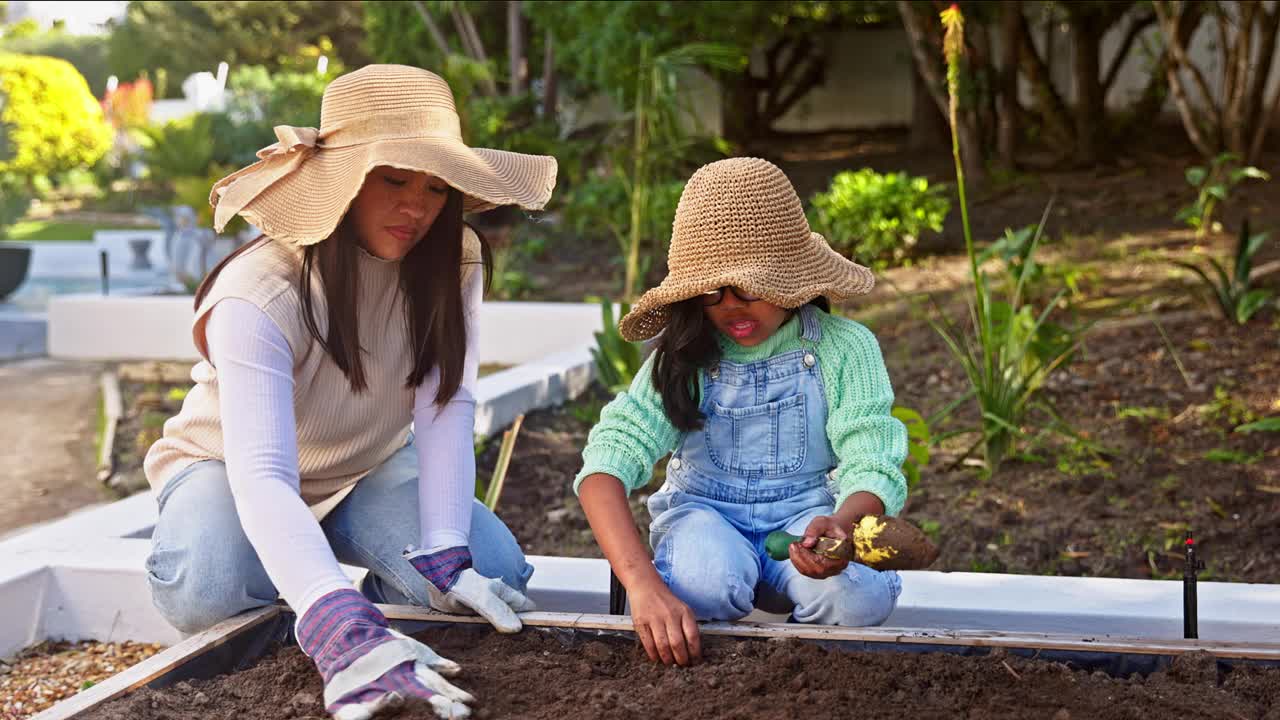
[1243,3,1280,163]
[411,1,452,58]
[1153,0,1220,157]
[719,71,765,150]
[910,61,948,150]
[897,0,986,184]
[1071,12,1105,165]
[1122,3,1204,136]
[508,1,527,96]
[998,0,1021,168]
[1017,11,1075,145]
[541,28,557,119]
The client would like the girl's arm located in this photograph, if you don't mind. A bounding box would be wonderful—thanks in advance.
[823,320,909,517]
[579,472,700,667]
[207,298,353,616]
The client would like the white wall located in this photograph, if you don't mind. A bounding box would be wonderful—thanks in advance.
[653,11,1280,135]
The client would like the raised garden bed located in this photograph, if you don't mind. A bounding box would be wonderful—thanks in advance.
[57,607,1280,720]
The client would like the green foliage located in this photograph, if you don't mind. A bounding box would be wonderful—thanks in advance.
[0,177,30,237]
[488,234,543,300]
[0,53,112,182]
[1203,448,1263,465]
[210,65,330,167]
[1115,405,1171,421]
[1176,152,1270,237]
[1235,417,1280,433]
[807,169,950,268]
[0,30,111,96]
[1171,219,1273,324]
[1199,385,1256,430]
[138,113,216,185]
[107,1,367,97]
[528,1,891,111]
[891,406,931,491]
[590,300,643,393]
[171,164,249,235]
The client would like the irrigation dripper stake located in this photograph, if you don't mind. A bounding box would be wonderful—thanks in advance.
[99,249,111,296]
[1183,530,1203,639]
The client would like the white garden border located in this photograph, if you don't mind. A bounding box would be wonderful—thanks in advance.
[4,488,1280,662]
[47,296,605,437]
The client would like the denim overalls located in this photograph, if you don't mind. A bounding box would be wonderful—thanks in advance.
[647,305,901,625]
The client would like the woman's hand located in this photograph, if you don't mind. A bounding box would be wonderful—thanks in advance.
[628,575,701,666]
[405,546,535,633]
[297,589,475,720]
[789,514,851,579]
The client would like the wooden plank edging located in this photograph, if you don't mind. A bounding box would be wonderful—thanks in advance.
[379,605,1280,661]
[32,606,282,720]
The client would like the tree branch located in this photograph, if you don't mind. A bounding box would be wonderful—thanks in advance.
[1153,1,1218,114]
[1016,8,1074,143]
[1102,12,1155,96]
[411,0,452,58]
[1246,3,1280,162]
[451,5,498,96]
[897,0,950,120]
[767,50,826,122]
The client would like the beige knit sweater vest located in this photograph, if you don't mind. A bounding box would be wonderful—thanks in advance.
[144,229,482,506]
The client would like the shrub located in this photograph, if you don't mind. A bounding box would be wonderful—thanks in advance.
[808,168,949,268]
[139,113,216,185]
[0,53,113,183]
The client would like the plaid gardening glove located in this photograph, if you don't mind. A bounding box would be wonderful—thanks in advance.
[404,545,535,633]
[297,588,475,720]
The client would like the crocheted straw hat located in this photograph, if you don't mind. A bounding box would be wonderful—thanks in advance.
[209,64,557,245]
[618,157,874,342]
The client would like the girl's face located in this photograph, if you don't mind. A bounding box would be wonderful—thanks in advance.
[349,166,450,260]
[702,287,791,347]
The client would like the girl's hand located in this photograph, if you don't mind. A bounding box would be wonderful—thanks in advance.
[789,514,851,579]
[628,576,702,666]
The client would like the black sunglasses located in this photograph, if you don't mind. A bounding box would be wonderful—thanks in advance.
[701,286,762,306]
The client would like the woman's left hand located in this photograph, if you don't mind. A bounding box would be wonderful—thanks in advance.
[788,515,851,579]
[405,546,536,633]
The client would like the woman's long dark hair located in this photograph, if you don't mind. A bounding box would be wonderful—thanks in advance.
[652,295,830,432]
[195,187,491,405]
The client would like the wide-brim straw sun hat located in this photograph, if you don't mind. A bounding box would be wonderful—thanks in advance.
[618,157,875,342]
[209,64,557,245]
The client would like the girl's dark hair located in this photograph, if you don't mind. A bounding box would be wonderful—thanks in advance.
[652,295,830,432]
[194,187,491,405]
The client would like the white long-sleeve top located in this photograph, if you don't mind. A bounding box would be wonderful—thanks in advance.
[198,255,482,616]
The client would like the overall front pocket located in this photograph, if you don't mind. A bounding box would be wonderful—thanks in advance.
[704,394,807,475]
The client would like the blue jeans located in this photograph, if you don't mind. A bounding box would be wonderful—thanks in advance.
[649,305,901,626]
[648,484,901,625]
[146,441,534,633]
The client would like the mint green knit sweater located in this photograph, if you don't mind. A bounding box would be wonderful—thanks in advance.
[573,309,909,516]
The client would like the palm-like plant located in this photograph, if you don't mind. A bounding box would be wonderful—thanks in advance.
[931,5,1088,476]
[1172,219,1273,325]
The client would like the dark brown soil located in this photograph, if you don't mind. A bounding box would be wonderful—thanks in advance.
[82,624,1280,720]
[481,385,657,559]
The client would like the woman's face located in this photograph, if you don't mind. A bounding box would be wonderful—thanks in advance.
[349,166,450,260]
[702,287,791,347]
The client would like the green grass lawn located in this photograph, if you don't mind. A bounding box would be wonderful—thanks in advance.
[3,220,159,242]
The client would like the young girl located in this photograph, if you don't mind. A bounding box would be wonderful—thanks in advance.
[576,157,907,667]
[145,65,556,719]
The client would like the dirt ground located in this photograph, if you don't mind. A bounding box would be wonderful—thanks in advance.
[82,624,1280,720]
[0,358,112,539]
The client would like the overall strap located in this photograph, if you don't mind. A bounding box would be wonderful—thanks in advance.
[798,303,823,344]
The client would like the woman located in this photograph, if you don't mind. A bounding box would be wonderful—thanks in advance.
[144,64,557,719]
